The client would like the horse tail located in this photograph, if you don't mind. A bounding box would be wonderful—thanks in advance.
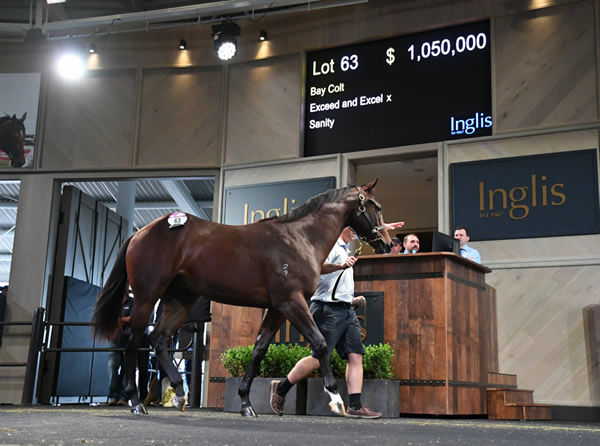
[92,236,132,341]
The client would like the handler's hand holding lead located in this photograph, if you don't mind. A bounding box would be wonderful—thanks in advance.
[352,295,366,307]
[342,256,357,269]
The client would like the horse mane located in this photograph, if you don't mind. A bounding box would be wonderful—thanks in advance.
[274,186,353,224]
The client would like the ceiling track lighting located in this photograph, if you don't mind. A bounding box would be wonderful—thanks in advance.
[259,30,267,41]
[211,22,240,61]
[88,43,97,54]
[179,39,187,50]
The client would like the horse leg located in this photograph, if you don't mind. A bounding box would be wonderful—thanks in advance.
[282,292,345,416]
[149,298,190,411]
[238,308,285,417]
[124,298,157,415]
[124,327,147,415]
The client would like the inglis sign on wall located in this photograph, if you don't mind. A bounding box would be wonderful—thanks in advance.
[450,149,600,241]
[222,177,336,225]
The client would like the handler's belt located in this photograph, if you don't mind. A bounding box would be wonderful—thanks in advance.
[324,300,353,309]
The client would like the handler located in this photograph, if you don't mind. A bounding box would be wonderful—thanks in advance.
[270,222,403,419]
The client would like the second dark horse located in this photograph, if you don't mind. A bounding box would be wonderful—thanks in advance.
[0,113,27,168]
[92,179,392,416]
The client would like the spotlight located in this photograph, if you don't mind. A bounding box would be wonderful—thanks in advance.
[179,39,186,50]
[211,22,240,61]
[259,30,267,41]
[88,43,97,54]
[56,50,86,80]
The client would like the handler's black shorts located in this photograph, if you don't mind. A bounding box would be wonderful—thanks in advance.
[309,300,365,360]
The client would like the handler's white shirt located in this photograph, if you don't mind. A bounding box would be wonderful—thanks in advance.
[311,238,354,304]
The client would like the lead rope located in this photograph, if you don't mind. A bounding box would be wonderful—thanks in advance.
[330,269,345,302]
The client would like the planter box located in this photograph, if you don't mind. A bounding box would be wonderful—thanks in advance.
[224,377,307,415]
[306,378,400,418]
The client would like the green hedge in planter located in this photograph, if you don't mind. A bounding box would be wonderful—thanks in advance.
[261,344,312,378]
[316,344,395,379]
[221,343,394,379]
[221,344,311,378]
[363,343,394,379]
[220,345,253,377]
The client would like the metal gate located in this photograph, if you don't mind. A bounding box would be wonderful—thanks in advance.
[38,186,129,404]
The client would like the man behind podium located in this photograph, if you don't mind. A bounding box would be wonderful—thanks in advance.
[454,226,481,264]
[402,234,420,254]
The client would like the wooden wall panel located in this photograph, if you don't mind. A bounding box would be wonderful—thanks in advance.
[42,70,136,170]
[488,266,600,406]
[445,128,600,407]
[487,286,499,372]
[225,55,301,165]
[137,67,222,168]
[223,157,338,188]
[495,1,597,132]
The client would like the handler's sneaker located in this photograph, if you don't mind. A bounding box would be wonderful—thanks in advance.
[346,405,382,419]
[270,380,285,416]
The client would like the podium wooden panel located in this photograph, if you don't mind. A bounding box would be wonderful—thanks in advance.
[354,252,492,415]
[205,302,263,408]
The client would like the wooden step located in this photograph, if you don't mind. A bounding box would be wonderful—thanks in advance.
[487,371,517,388]
[486,389,552,420]
[488,388,533,404]
[522,404,552,420]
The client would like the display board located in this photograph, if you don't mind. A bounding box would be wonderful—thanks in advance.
[304,21,491,156]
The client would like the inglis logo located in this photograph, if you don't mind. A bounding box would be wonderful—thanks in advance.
[450,112,493,136]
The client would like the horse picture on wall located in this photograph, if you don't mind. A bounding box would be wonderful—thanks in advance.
[0,72,41,168]
[0,114,27,168]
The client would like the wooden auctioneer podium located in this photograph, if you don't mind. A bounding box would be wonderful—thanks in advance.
[354,252,495,416]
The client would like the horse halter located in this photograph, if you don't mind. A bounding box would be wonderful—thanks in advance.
[351,187,387,246]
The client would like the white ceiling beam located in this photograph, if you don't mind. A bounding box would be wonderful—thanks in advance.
[41,0,327,32]
[160,179,210,220]
[0,0,370,39]
[0,200,213,210]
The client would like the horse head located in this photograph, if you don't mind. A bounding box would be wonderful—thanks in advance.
[0,113,27,168]
[348,178,392,254]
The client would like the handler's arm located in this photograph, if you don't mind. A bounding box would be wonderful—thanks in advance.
[321,256,356,274]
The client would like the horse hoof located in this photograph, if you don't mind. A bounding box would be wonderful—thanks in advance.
[172,395,186,412]
[328,400,346,416]
[130,404,148,415]
[240,406,257,418]
[325,388,346,416]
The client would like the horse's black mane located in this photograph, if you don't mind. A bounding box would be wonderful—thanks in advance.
[274,186,354,224]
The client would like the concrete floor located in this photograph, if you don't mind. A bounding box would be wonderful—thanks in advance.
[0,406,599,445]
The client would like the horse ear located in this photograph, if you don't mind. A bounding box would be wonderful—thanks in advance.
[20,112,26,121]
[362,177,379,193]
[10,114,16,119]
